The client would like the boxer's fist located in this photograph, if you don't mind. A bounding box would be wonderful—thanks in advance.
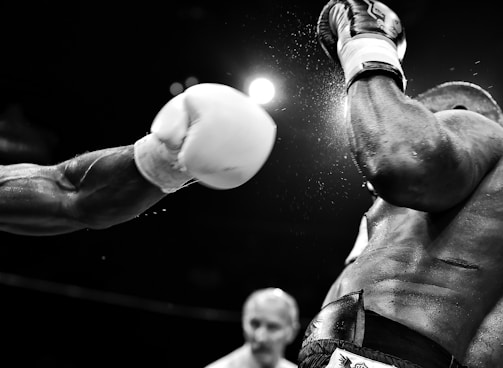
[134,83,277,193]
[317,0,407,90]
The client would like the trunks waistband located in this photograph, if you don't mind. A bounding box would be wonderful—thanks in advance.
[363,310,465,368]
[299,291,467,368]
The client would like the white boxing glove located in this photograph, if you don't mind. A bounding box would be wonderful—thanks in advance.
[134,83,277,193]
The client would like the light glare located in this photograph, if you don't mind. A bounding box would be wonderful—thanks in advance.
[248,78,276,105]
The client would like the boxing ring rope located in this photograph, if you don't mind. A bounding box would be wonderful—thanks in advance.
[0,271,241,323]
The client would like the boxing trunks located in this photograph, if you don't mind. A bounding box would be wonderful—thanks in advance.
[299,291,467,368]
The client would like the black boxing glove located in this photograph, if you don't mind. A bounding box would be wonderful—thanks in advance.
[317,0,407,91]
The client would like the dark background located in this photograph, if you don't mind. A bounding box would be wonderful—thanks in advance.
[0,1,501,367]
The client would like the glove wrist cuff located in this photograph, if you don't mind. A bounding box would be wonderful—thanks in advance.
[339,36,406,91]
[134,134,192,193]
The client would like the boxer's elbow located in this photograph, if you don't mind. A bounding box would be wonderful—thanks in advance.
[359,137,459,209]
[365,164,430,209]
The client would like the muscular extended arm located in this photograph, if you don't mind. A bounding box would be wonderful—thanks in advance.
[346,75,503,212]
[0,145,167,235]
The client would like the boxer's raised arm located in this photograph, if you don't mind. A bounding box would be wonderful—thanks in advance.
[317,0,503,212]
[347,78,503,211]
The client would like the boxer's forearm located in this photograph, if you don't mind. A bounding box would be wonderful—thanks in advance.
[346,76,450,208]
[0,83,275,236]
[347,76,503,211]
[0,145,166,235]
[317,0,503,212]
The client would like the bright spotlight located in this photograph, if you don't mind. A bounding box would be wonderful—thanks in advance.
[248,78,276,105]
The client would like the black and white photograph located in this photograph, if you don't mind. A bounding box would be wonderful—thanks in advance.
[0,1,502,367]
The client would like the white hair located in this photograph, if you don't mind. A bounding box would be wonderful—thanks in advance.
[243,287,299,326]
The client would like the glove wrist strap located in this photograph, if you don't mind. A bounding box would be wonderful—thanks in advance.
[339,36,407,91]
[134,134,192,193]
